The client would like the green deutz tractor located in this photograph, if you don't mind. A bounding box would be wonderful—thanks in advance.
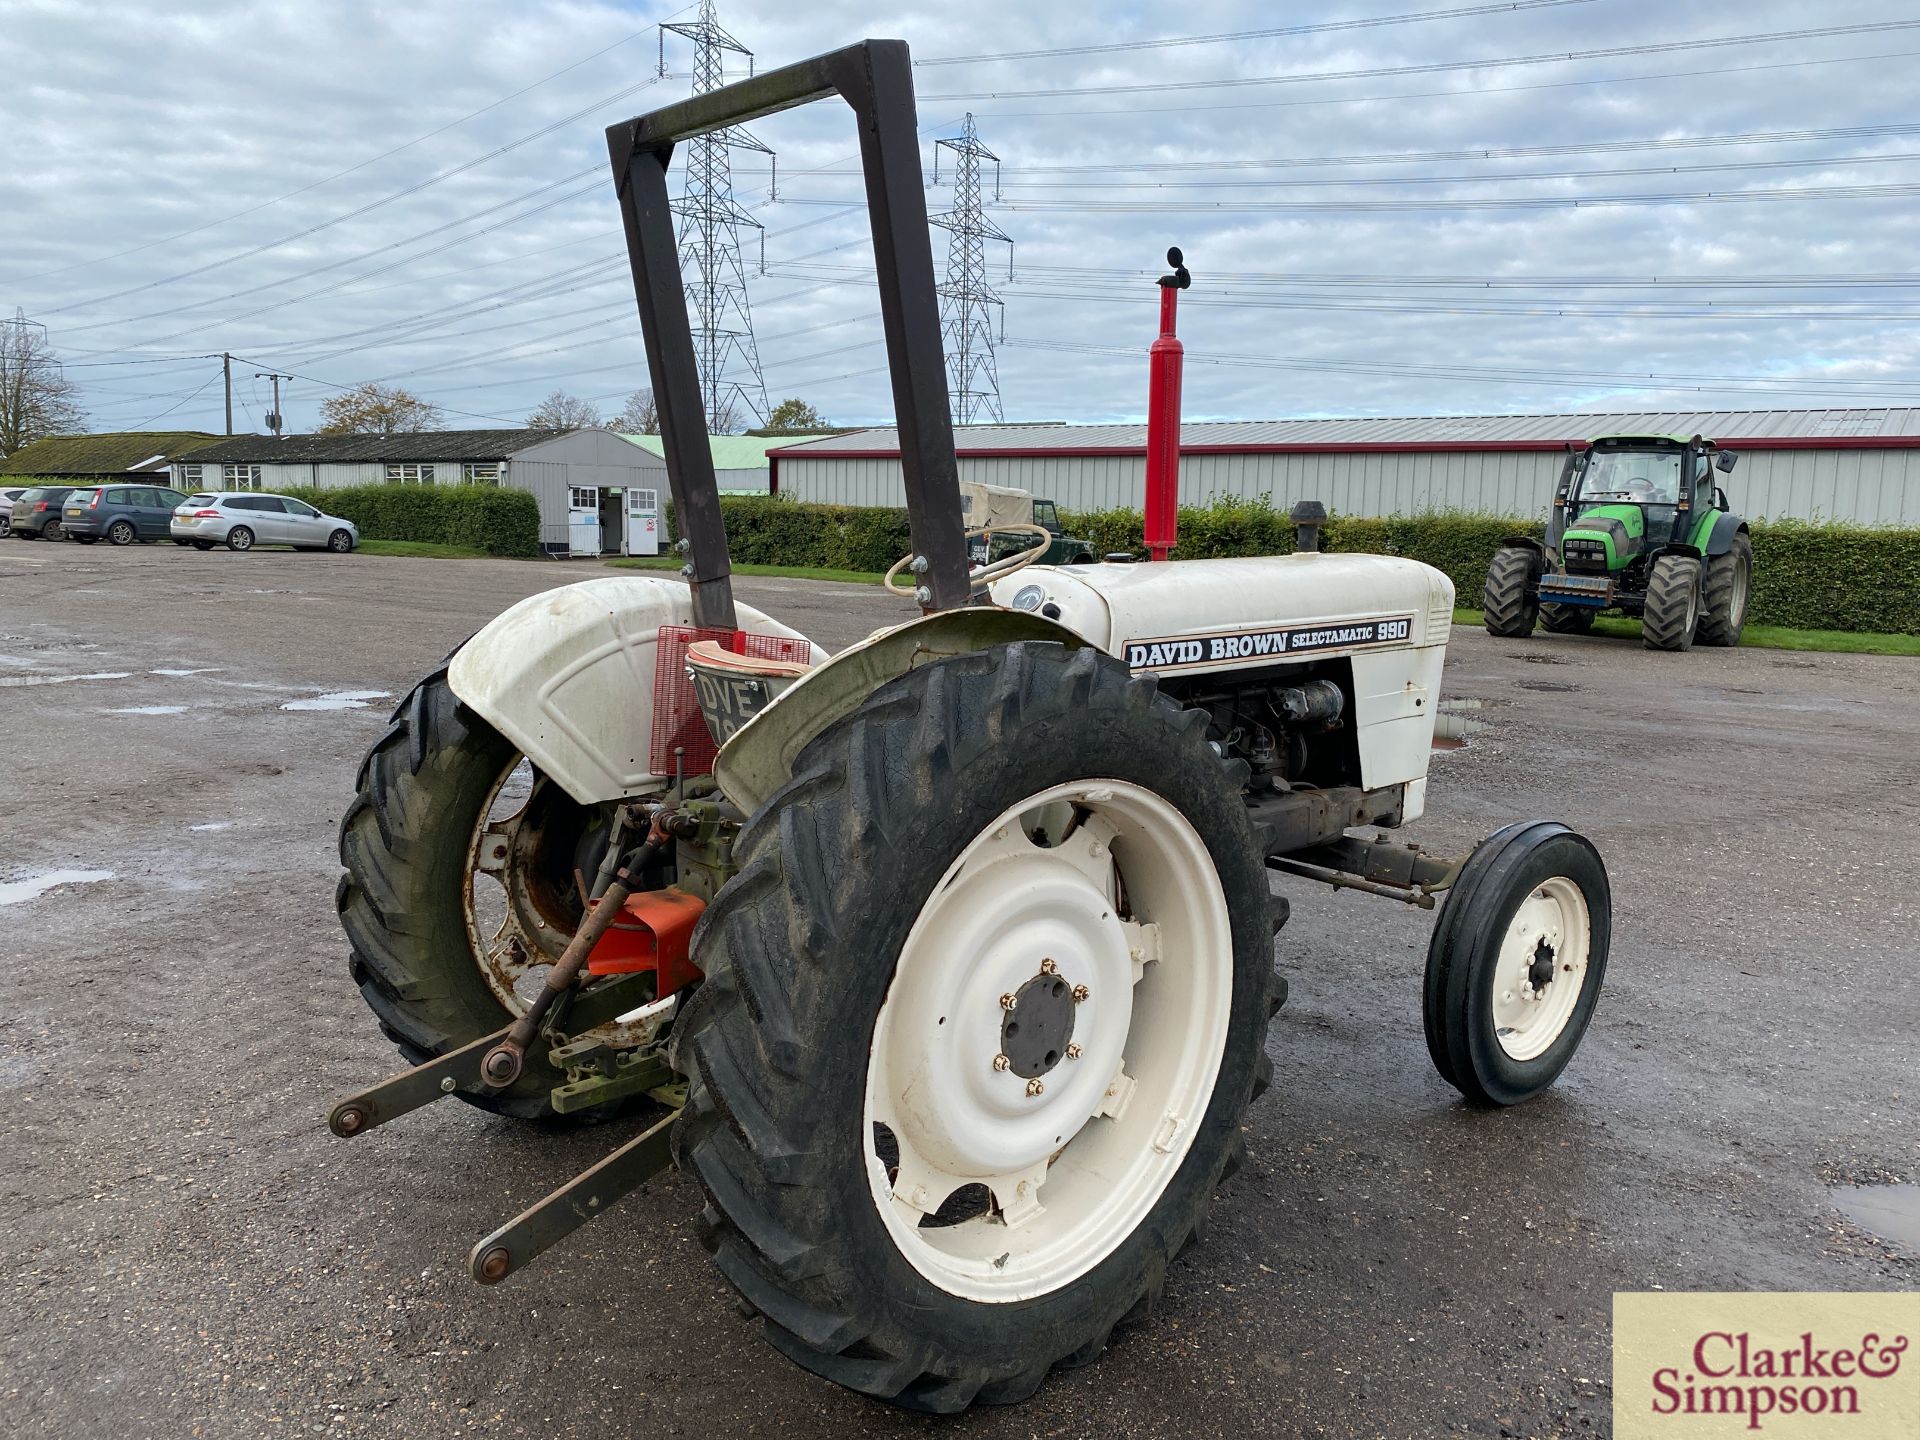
[1483,433,1752,651]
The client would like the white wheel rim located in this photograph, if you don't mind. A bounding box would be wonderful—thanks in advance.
[864,779,1235,1303]
[1490,876,1591,1062]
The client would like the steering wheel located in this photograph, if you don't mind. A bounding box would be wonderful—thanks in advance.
[884,524,1053,599]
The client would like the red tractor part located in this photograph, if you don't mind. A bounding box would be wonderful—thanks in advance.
[1143,246,1191,562]
[585,885,706,996]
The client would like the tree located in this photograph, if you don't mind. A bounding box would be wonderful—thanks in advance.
[708,392,747,435]
[0,309,85,457]
[764,396,827,433]
[527,390,600,429]
[610,388,659,433]
[317,382,443,435]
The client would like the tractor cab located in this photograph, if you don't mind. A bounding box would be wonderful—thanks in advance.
[1555,434,1733,576]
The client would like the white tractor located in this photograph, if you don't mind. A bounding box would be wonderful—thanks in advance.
[328,40,1610,1414]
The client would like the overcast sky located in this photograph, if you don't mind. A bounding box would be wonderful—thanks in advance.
[4,0,1920,436]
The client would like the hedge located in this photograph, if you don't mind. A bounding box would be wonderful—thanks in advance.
[671,494,1920,635]
[275,483,540,557]
[668,495,914,574]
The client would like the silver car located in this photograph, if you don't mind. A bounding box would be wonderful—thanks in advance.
[170,492,360,553]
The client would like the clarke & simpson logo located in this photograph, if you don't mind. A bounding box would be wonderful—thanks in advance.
[1615,1294,1919,1438]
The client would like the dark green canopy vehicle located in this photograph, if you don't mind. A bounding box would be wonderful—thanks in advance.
[1483,433,1752,651]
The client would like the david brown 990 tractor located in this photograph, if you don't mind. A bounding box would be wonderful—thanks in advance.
[327,41,1612,1413]
[1484,433,1752,650]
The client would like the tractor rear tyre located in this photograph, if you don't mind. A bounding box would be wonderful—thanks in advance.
[1696,533,1752,647]
[1424,821,1609,1106]
[337,665,628,1121]
[1482,546,1541,637]
[1640,554,1702,651]
[672,641,1282,1412]
[1539,602,1594,635]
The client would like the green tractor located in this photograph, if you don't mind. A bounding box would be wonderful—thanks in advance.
[962,482,1096,568]
[1484,433,1752,651]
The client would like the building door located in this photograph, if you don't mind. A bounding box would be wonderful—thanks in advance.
[568,487,601,557]
[624,487,661,556]
[599,489,624,555]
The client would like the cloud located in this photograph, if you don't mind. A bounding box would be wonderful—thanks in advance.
[4,0,1918,434]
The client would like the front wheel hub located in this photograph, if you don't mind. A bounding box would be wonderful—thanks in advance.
[1002,968,1077,1079]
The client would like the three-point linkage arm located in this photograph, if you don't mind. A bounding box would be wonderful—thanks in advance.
[605,39,973,625]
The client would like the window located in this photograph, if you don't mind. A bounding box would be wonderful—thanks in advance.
[156,489,187,508]
[285,499,319,518]
[223,464,262,490]
[633,488,658,511]
[231,496,287,513]
[105,488,133,505]
[569,486,598,508]
[385,463,436,483]
[179,465,204,486]
[461,461,501,484]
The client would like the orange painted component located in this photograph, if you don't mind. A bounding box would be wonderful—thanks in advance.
[584,886,707,997]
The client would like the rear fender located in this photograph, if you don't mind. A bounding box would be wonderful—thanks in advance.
[713,608,1088,814]
[446,576,826,805]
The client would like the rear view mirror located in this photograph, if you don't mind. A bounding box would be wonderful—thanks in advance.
[1715,450,1738,472]
[1713,486,1730,511]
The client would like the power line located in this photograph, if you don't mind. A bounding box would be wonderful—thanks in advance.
[971,46,1920,121]
[0,21,672,290]
[664,0,771,429]
[923,20,1920,101]
[930,115,1013,424]
[916,0,1600,65]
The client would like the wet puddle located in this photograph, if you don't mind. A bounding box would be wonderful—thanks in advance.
[0,869,114,907]
[1432,699,1486,752]
[281,690,391,712]
[1831,1184,1920,1251]
[0,670,133,688]
[106,705,188,716]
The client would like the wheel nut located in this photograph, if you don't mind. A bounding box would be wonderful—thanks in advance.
[1065,1043,1082,1060]
[1025,1079,1044,1097]
[1071,984,1090,1004]
[439,1076,456,1093]
[1000,992,1017,1010]
[992,1053,1011,1072]
[1039,957,1058,974]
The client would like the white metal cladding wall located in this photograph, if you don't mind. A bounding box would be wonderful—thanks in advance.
[777,446,1920,524]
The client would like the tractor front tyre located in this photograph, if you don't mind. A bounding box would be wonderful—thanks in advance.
[672,641,1281,1412]
[336,665,619,1122]
[1482,546,1541,637]
[1424,821,1610,1106]
[1539,602,1594,635]
[1696,534,1752,647]
[1640,554,1702,651]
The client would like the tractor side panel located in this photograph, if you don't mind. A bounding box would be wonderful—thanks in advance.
[446,576,826,804]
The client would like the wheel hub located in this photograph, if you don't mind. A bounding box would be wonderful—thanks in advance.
[1001,965,1077,1079]
[1526,938,1556,992]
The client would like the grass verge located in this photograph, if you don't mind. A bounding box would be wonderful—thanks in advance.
[606,556,889,586]
[357,539,491,559]
[1451,607,1920,657]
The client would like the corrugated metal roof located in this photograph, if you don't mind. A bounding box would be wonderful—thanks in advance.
[777,408,1920,454]
[619,433,810,469]
[1,430,221,475]
[184,429,570,464]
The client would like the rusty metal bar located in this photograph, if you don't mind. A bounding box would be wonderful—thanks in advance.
[326,1025,511,1138]
[469,1109,678,1285]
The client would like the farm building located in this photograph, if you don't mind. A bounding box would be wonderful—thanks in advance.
[1,430,220,481]
[620,433,816,494]
[770,409,1920,526]
[172,428,671,556]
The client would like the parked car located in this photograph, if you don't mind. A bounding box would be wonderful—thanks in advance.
[170,492,360,553]
[7,486,80,540]
[0,485,31,537]
[60,483,191,545]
